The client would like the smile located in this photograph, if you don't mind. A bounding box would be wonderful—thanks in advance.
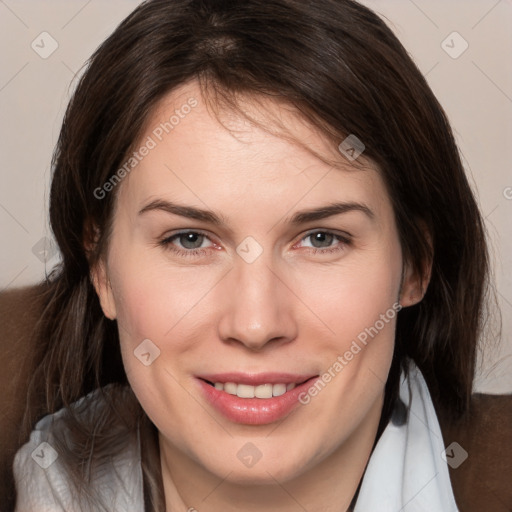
[196,374,320,425]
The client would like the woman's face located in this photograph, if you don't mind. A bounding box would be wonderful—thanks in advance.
[93,80,419,487]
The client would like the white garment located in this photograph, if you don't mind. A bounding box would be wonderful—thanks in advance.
[13,393,144,512]
[354,363,459,512]
[13,361,459,511]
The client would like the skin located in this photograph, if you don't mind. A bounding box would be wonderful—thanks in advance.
[92,79,428,512]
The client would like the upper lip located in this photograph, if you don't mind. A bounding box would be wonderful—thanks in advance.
[197,372,318,386]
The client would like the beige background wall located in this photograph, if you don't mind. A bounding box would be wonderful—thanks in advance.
[1,0,511,392]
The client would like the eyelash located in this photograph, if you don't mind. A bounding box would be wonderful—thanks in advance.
[158,229,352,258]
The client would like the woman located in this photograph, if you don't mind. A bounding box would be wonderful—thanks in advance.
[12,0,497,510]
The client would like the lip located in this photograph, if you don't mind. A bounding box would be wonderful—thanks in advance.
[196,374,320,425]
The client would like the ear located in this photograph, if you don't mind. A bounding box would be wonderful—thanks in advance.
[398,228,433,308]
[398,259,430,308]
[84,219,117,320]
[90,258,117,320]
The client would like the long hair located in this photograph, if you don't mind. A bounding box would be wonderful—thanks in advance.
[21,0,496,509]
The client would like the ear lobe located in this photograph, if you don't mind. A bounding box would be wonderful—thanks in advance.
[90,259,117,320]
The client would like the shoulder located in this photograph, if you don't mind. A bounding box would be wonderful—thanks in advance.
[13,385,144,512]
[437,393,512,511]
[13,408,74,511]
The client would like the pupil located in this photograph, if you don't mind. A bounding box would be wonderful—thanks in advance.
[312,232,332,248]
[182,233,202,249]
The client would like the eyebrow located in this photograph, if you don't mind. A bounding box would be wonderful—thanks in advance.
[138,199,375,225]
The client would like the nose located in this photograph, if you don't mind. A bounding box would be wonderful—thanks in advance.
[217,251,298,351]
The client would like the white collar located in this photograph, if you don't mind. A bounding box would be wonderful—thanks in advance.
[354,361,459,511]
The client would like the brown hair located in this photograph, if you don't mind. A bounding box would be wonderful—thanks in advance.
[21,0,496,509]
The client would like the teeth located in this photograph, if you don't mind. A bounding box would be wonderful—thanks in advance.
[237,384,255,398]
[255,384,273,398]
[224,382,237,395]
[272,383,286,397]
[212,381,297,398]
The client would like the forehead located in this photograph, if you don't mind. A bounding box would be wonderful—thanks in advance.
[115,80,389,222]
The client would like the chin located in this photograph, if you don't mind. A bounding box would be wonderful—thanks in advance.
[220,464,302,486]
[211,446,312,485]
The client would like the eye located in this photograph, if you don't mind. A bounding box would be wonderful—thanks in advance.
[158,230,215,257]
[296,230,352,254]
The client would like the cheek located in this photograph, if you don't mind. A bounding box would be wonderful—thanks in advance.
[108,243,215,345]
[302,250,401,344]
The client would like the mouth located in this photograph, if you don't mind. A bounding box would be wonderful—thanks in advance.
[196,373,320,425]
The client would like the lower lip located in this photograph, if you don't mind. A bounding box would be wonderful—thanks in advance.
[197,377,319,425]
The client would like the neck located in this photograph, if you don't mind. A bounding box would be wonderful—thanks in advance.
[159,392,385,512]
